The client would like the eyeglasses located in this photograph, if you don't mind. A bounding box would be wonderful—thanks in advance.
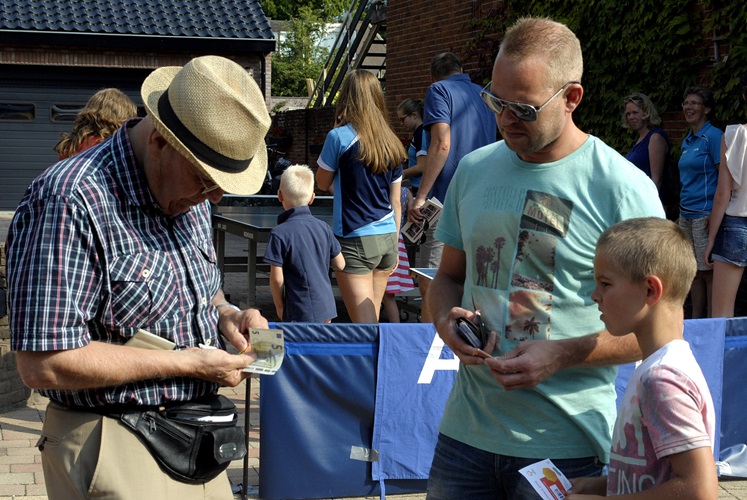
[681,100,704,108]
[399,112,413,124]
[481,81,579,122]
[192,167,220,194]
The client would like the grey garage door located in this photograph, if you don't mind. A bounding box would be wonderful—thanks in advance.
[0,65,147,211]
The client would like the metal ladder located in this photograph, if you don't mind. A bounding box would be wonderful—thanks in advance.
[307,0,387,108]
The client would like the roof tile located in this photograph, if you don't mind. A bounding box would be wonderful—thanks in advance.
[0,0,274,40]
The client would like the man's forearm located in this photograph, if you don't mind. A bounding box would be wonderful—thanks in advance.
[416,148,449,202]
[559,329,641,368]
[16,342,193,390]
[416,122,451,202]
[427,271,464,332]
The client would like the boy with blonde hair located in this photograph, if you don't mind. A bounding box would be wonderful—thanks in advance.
[569,217,717,499]
[265,165,345,322]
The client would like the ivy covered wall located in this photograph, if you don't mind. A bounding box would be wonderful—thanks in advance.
[387,0,747,156]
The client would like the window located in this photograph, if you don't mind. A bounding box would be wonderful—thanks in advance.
[50,104,83,123]
[0,102,35,121]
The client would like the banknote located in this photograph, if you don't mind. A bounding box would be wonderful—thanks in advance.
[242,328,285,375]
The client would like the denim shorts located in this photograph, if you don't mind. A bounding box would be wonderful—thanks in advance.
[679,215,710,271]
[338,232,397,274]
[426,433,604,500]
[713,215,747,267]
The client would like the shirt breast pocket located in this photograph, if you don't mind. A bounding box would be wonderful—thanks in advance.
[106,252,180,328]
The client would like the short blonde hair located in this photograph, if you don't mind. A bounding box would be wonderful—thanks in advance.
[499,17,583,89]
[596,218,696,306]
[279,164,314,207]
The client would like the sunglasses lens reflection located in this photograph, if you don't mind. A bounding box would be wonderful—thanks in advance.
[481,91,537,122]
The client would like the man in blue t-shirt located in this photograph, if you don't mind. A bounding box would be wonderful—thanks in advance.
[264,165,345,323]
[408,52,496,322]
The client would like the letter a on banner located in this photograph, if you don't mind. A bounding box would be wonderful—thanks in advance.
[418,332,460,384]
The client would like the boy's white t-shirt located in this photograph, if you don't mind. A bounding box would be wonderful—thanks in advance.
[606,339,715,495]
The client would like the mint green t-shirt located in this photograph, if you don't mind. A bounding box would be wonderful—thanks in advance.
[435,136,665,463]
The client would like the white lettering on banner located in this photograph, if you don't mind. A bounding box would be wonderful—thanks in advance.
[417,332,460,384]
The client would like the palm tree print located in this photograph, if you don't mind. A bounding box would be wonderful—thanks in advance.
[492,236,506,288]
[523,316,540,338]
[475,245,494,287]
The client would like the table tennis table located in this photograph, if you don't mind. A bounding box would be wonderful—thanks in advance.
[212,196,334,304]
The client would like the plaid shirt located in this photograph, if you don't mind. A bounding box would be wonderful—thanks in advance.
[6,119,223,407]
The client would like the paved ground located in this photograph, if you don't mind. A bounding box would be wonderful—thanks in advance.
[1,212,746,499]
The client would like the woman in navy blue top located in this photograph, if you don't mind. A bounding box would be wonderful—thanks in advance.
[623,93,670,187]
[397,98,427,197]
[623,93,675,219]
[317,70,407,322]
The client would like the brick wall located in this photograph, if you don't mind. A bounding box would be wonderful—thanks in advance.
[268,106,337,178]
[385,0,502,143]
[383,0,726,149]
[0,243,32,413]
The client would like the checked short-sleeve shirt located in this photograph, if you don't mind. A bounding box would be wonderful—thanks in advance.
[6,118,223,408]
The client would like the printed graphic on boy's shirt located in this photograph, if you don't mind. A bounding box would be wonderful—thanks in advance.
[520,190,573,237]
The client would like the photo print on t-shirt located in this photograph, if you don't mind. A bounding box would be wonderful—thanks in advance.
[520,190,573,237]
[468,190,573,343]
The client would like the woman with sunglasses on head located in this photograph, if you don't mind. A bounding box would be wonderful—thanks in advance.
[316,70,407,323]
[704,74,747,318]
[397,98,427,197]
[678,86,723,318]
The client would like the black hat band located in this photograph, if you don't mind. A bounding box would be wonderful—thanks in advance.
[157,90,253,173]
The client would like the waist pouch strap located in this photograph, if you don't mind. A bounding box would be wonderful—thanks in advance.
[93,394,246,484]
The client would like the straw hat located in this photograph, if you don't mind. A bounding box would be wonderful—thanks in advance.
[141,55,271,195]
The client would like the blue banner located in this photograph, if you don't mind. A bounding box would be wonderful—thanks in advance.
[373,323,458,482]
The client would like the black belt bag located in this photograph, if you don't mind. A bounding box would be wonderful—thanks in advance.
[109,394,247,484]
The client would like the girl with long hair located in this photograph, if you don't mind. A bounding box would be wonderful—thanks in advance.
[316,70,407,322]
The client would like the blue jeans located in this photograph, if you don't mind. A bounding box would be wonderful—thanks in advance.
[426,433,604,500]
[713,214,747,267]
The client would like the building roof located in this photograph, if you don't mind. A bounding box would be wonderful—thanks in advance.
[0,0,275,52]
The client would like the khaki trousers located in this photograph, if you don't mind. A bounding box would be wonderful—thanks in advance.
[39,402,233,500]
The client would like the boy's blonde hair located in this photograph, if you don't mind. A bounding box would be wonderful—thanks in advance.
[279,164,314,207]
[596,217,696,306]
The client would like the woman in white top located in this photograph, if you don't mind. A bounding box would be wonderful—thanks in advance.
[704,74,747,317]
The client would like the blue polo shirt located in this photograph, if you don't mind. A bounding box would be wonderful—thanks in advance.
[264,206,341,322]
[678,121,723,218]
[317,123,403,237]
[423,73,496,202]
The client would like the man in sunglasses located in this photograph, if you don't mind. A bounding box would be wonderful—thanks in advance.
[425,17,665,499]
[408,52,496,322]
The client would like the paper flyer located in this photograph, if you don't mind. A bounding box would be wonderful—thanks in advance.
[518,458,572,500]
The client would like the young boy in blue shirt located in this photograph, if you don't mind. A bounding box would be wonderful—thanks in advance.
[568,217,717,499]
[265,164,345,322]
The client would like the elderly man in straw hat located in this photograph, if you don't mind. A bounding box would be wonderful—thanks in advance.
[6,56,271,498]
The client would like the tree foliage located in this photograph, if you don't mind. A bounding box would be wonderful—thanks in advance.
[272,6,330,97]
[261,0,347,21]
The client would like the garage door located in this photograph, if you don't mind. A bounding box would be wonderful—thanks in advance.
[0,65,147,211]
